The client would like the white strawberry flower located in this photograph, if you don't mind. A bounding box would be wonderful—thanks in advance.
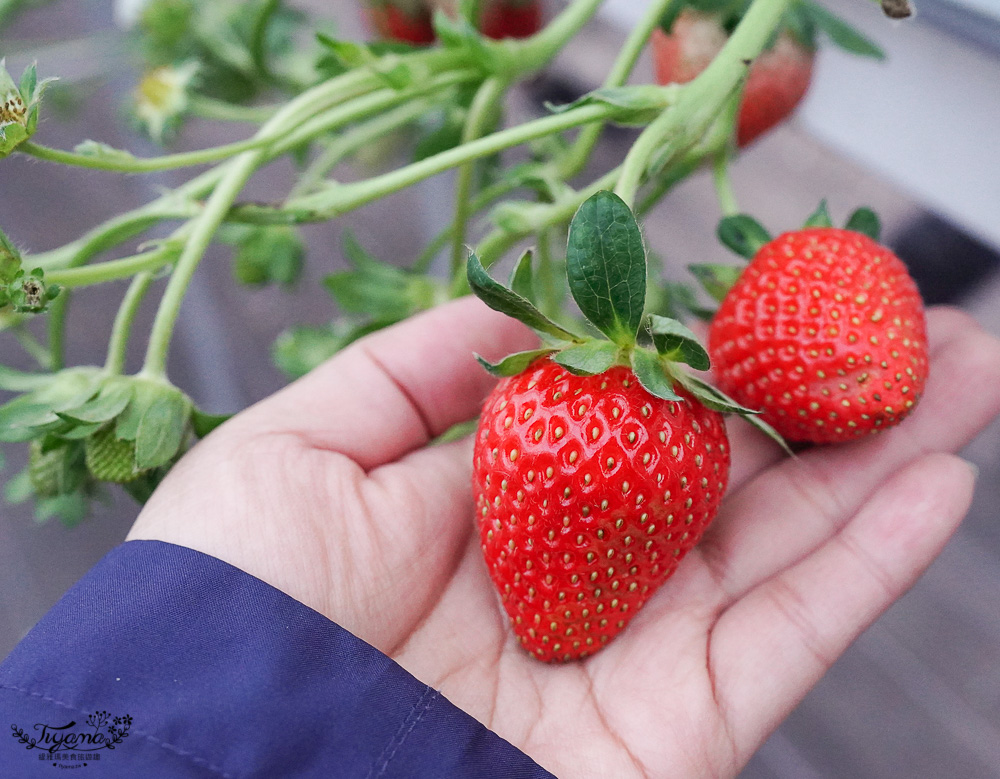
[133,61,198,141]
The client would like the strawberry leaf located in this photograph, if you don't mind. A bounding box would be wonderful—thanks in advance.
[553,341,619,376]
[845,207,881,242]
[566,191,647,348]
[630,348,682,402]
[545,86,673,126]
[476,348,556,377]
[467,251,581,342]
[804,200,833,228]
[801,1,886,60]
[717,215,771,259]
[688,264,743,303]
[648,315,711,371]
[509,249,534,300]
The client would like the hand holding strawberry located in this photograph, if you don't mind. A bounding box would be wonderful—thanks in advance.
[129,293,1000,776]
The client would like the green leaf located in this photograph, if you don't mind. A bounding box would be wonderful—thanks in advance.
[509,249,534,300]
[553,341,619,376]
[630,348,682,402]
[566,191,647,347]
[845,207,881,241]
[191,408,232,438]
[648,315,711,371]
[135,389,190,470]
[57,380,132,424]
[5,467,32,504]
[467,252,580,342]
[688,264,743,303]
[662,282,717,322]
[804,200,834,228]
[475,348,556,377]
[233,226,304,287]
[0,365,52,392]
[801,1,886,59]
[717,215,771,259]
[545,85,673,126]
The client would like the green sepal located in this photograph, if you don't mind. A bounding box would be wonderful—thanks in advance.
[475,348,556,377]
[630,348,682,402]
[648,315,710,371]
[545,86,674,127]
[35,492,91,528]
[804,200,834,228]
[191,408,232,438]
[688,264,743,303]
[800,1,886,60]
[662,282,717,322]
[717,215,771,259]
[56,379,132,424]
[232,225,305,287]
[509,249,534,300]
[0,368,103,442]
[553,341,620,376]
[845,207,881,242]
[0,365,52,392]
[467,251,581,342]
[566,191,647,348]
[134,387,190,470]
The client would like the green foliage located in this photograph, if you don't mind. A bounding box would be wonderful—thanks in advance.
[566,191,647,347]
[231,226,305,287]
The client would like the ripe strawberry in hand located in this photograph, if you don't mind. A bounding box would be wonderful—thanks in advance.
[704,206,929,443]
[467,191,776,662]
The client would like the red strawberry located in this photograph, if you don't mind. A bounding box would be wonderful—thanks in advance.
[652,10,815,146]
[480,0,543,40]
[473,359,730,662]
[365,1,436,45]
[708,227,929,443]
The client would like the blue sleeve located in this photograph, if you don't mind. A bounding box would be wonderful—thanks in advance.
[0,540,555,778]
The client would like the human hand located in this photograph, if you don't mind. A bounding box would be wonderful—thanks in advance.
[129,298,1000,778]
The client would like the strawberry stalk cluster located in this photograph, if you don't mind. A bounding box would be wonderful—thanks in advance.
[0,0,914,598]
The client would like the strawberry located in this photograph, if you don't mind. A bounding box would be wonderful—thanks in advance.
[467,191,775,661]
[85,425,146,483]
[652,10,815,147]
[474,359,729,661]
[480,0,543,40]
[365,1,436,45]
[706,210,928,444]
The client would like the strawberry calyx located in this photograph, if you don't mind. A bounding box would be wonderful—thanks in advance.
[691,200,885,305]
[468,189,788,449]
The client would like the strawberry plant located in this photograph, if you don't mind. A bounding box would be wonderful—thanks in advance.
[0,0,918,611]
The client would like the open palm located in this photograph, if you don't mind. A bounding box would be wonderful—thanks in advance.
[129,298,1000,778]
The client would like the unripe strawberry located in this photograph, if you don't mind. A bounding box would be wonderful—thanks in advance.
[28,440,65,498]
[708,227,928,443]
[85,426,145,483]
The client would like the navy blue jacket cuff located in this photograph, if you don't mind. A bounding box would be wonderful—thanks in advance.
[0,540,554,778]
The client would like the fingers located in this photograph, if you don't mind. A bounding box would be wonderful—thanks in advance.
[699,308,1000,601]
[239,297,538,469]
[719,307,988,494]
[710,454,976,756]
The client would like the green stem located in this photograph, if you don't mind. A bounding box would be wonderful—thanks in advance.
[559,0,677,178]
[19,137,273,173]
[290,100,433,199]
[11,327,52,370]
[250,0,281,82]
[46,246,177,288]
[614,0,790,207]
[105,272,154,375]
[474,165,622,271]
[288,102,624,218]
[712,151,739,217]
[506,0,606,74]
[47,291,68,371]
[450,77,506,280]
[188,96,277,123]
